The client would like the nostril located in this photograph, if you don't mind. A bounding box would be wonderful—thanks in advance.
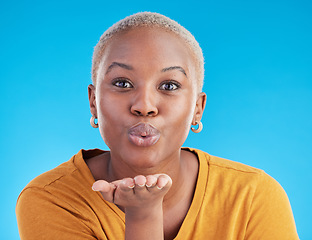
[147,111,155,116]
[131,108,157,117]
[134,110,142,116]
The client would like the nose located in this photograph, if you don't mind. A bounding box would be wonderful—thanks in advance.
[130,88,158,117]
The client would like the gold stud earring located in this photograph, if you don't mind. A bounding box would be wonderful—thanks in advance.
[191,121,203,133]
[90,116,98,128]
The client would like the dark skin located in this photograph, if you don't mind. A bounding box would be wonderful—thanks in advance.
[87,27,206,240]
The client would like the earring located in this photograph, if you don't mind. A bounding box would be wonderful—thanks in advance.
[191,121,203,133]
[90,116,98,128]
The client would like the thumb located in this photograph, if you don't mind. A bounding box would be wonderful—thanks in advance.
[92,180,116,202]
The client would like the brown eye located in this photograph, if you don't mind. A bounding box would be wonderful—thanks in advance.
[159,81,181,91]
[112,78,133,89]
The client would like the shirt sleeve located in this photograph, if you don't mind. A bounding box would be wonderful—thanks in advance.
[16,187,103,240]
[245,172,299,239]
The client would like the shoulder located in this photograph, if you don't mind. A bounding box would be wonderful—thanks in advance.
[16,149,109,239]
[21,150,82,191]
[186,147,264,176]
[186,147,286,198]
[24,157,77,190]
[20,149,104,190]
[16,149,105,211]
[196,148,262,173]
[186,148,298,239]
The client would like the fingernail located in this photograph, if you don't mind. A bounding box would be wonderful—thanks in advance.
[122,179,135,188]
[92,184,99,191]
[146,183,152,187]
[138,183,145,187]
[156,185,163,190]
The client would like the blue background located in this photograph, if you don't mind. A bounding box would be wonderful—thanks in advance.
[1,0,311,239]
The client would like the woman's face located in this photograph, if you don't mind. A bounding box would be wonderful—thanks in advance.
[89,27,206,169]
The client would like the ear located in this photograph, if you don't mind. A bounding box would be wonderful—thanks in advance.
[88,84,97,117]
[192,92,206,125]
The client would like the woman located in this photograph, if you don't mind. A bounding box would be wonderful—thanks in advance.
[16,12,299,239]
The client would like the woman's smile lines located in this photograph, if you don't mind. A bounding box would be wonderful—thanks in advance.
[128,122,160,147]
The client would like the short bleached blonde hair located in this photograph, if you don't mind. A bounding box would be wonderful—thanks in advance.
[92,12,204,92]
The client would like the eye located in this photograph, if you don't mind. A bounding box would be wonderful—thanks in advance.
[112,78,133,89]
[159,81,181,91]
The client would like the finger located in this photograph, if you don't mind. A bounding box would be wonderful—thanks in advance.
[133,175,147,188]
[119,178,135,191]
[92,180,115,192]
[145,175,158,188]
[156,174,172,190]
[92,180,116,202]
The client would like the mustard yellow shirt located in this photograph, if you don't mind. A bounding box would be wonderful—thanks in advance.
[16,148,299,239]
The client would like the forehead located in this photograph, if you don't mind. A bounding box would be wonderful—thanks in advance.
[99,27,197,76]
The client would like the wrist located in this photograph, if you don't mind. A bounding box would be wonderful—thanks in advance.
[125,202,163,221]
[125,204,164,240]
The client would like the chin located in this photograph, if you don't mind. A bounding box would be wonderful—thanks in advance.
[122,147,164,169]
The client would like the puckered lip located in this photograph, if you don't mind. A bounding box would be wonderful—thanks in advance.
[128,122,160,147]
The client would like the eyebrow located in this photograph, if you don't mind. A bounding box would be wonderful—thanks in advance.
[161,66,187,77]
[106,62,133,74]
[106,62,187,77]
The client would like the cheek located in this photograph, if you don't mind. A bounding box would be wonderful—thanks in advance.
[96,94,127,146]
[176,95,196,121]
[96,91,127,120]
[163,97,196,136]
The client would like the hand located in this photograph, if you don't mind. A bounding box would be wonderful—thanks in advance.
[92,174,172,209]
[93,174,172,240]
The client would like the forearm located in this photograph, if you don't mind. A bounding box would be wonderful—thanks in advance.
[125,203,164,240]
